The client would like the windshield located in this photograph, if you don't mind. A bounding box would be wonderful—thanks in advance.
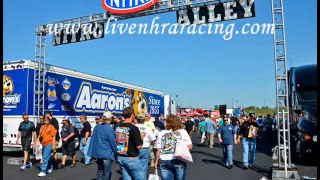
[298,90,317,106]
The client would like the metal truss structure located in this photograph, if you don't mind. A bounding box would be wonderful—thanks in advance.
[33,0,235,116]
[271,0,299,179]
[33,26,47,118]
[33,0,297,178]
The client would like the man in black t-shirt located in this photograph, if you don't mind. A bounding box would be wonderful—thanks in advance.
[59,116,76,168]
[237,115,259,169]
[185,117,195,137]
[16,113,36,171]
[45,111,60,167]
[230,115,240,133]
[194,118,200,132]
[116,107,144,180]
[79,114,92,166]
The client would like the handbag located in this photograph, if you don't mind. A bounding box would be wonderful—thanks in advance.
[201,132,206,144]
[148,169,160,180]
[173,130,193,163]
[35,142,43,160]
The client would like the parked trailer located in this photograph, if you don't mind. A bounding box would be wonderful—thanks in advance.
[3,60,175,151]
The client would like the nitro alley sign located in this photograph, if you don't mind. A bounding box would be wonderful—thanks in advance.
[102,0,158,14]
[176,0,255,25]
[52,23,105,46]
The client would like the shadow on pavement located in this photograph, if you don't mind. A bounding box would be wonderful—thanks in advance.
[3,151,24,157]
[191,150,222,160]
[202,158,271,178]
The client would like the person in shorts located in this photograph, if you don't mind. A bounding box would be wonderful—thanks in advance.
[59,116,77,168]
[16,113,36,171]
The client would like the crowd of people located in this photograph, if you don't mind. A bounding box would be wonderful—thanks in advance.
[180,113,276,169]
[16,109,275,179]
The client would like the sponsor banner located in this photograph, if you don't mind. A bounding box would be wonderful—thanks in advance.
[102,0,158,14]
[45,72,164,117]
[3,70,29,115]
[176,0,255,25]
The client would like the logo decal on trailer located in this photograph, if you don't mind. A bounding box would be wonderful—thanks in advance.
[61,93,72,102]
[48,89,57,101]
[48,103,56,109]
[102,0,158,14]
[62,78,71,90]
[3,75,21,108]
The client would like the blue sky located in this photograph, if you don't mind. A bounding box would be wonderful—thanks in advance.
[4,0,317,109]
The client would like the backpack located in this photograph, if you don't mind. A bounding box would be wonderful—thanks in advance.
[73,126,80,139]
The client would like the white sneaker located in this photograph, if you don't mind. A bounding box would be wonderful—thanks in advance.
[38,172,46,177]
[47,169,53,174]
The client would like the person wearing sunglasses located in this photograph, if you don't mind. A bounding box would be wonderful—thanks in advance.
[217,117,238,169]
[36,116,57,177]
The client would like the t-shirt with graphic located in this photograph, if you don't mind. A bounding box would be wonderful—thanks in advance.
[144,120,155,132]
[217,124,236,145]
[18,121,36,141]
[60,124,75,143]
[154,129,192,160]
[136,124,156,148]
[115,123,143,157]
[81,121,92,138]
[239,121,259,139]
[39,124,57,147]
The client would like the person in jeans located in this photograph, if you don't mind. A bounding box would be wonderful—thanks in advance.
[45,111,60,168]
[35,115,45,167]
[217,117,238,169]
[143,112,156,167]
[87,111,117,180]
[184,117,194,138]
[194,117,200,133]
[205,115,217,148]
[230,115,240,133]
[16,113,36,171]
[136,114,156,179]
[155,115,193,180]
[116,107,144,180]
[59,116,76,168]
[35,116,57,177]
[79,114,92,166]
[237,115,259,169]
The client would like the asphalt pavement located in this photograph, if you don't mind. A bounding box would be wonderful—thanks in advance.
[3,130,317,180]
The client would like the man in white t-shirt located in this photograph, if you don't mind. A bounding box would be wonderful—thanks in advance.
[143,113,156,167]
[136,114,156,179]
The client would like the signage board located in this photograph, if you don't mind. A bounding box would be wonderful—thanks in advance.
[176,0,255,25]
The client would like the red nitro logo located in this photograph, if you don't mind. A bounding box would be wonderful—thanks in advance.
[102,0,158,14]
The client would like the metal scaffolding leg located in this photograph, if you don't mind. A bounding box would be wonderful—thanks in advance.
[33,25,47,122]
[271,0,299,179]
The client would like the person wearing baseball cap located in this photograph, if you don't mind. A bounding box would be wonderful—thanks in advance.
[59,116,77,169]
[103,111,114,125]
[95,116,102,125]
[87,111,117,180]
[143,112,156,168]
